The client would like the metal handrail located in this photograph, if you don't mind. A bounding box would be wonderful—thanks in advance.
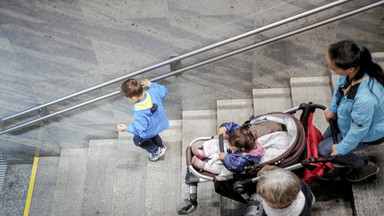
[0,0,349,122]
[2,0,383,135]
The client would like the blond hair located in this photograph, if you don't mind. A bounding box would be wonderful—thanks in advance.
[257,166,301,208]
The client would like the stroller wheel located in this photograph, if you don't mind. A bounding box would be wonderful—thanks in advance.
[177,199,198,215]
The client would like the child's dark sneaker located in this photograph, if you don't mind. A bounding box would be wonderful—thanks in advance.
[191,156,206,171]
[346,161,380,182]
[191,145,205,159]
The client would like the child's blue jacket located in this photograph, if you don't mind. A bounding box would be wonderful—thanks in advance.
[329,73,384,155]
[126,83,169,139]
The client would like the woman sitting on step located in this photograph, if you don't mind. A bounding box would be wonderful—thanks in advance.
[319,40,384,182]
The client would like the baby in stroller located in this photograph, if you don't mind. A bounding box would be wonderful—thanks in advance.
[190,118,287,179]
[190,127,264,180]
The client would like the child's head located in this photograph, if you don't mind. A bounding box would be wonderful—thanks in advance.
[257,166,301,209]
[120,78,143,102]
[227,127,255,152]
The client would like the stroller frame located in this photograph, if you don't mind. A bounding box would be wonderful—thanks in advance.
[177,103,337,215]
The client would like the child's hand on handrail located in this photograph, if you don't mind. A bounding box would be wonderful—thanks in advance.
[117,124,127,132]
[141,79,152,88]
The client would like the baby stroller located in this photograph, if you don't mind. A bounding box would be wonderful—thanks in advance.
[177,102,336,215]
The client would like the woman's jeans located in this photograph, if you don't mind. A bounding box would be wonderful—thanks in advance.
[133,134,164,154]
[318,126,370,168]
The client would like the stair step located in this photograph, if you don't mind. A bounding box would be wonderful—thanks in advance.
[330,72,339,94]
[29,157,60,216]
[372,52,384,68]
[0,153,6,194]
[114,133,148,215]
[181,110,220,215]
[82,139,117,216]
[352,145,384,215]
[144,120,182,215]
[290,76,332,133]
[216,101,250,213]
[216,99,253,126]
[252,88,292,115]
[51,148,88,216]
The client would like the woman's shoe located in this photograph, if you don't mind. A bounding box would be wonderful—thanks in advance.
[191,145,206,159]
[346,161,380,182]
[192,156,206,171]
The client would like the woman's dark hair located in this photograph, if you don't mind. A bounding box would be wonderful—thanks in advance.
[228,127,255,152]
[328,40,384,86]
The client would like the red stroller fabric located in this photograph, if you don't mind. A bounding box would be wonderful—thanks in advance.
[299,112,334,184]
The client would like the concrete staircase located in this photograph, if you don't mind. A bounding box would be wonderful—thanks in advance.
[1,53,384,215]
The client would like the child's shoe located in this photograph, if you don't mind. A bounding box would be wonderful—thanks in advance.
[158,146,167,158]
[191,145,206,159]
[148,152,160,161]
[192,156,206,171]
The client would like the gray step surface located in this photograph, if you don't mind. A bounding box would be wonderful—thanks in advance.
[216,99,254,126]
[114,120,182,216]
[290,76,332,134]
[372,52,384,69]
[0,164,32,216]
[144,120,182,216]
[29,157,60,216]
[114,132,148,215]
[216,99,252,214]
[181,110,220,215]
[352,145,384,216]
[82,139,117,216]
[51,148,88,216]
[0,153,6,194]
[252,88,292,115]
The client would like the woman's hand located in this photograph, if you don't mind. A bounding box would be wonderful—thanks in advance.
[217,126,227,136]
[331,144,340,156]
[324,107,336,122]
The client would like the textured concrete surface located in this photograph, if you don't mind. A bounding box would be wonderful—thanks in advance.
[0,164,32,216]
[29,157,60,216]
[82,139,117,216]
[51,148,88,216]
[1,0,383,163]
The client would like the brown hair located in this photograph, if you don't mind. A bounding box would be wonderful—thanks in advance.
[228,127,255,152]
[257,166,301,208]
[120,78,143,98]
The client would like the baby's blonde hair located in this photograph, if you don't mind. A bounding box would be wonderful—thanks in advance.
[257,166,301,208]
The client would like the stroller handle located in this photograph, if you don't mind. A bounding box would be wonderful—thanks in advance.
[219,134,224,152]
